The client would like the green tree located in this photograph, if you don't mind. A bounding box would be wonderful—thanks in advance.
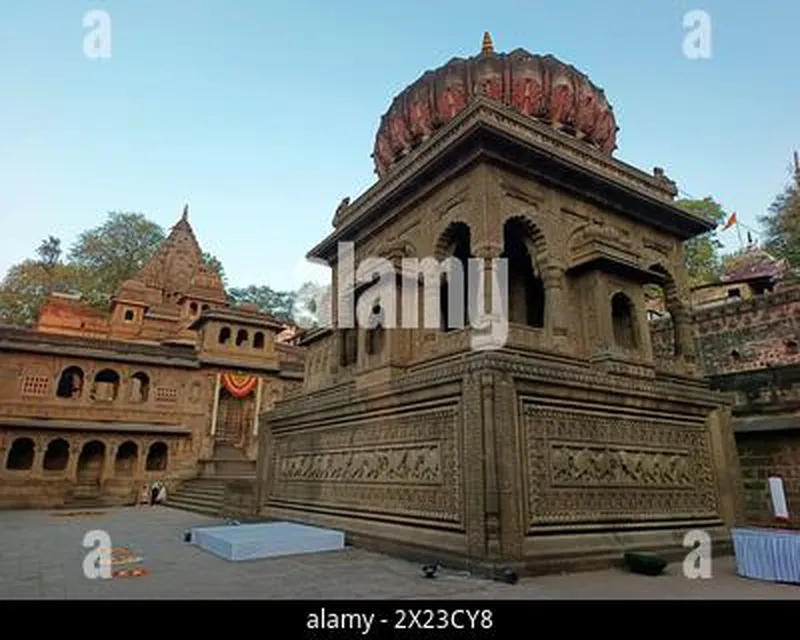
[677,197,728,287]
[227,285,297,323]
[0,254,85,327]
[760,181,800,266]
[68,212,165,304]
[201,252,226,284]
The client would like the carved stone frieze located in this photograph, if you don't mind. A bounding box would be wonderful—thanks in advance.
[279,442,441,484]
[270,407,461,523]
[549,443,692,487]
[522,403,719,528]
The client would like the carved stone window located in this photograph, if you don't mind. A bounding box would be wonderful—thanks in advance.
[146,441,168,471]
[56,366,84,399]
[253,331,265,349]
[6,437,34,470]
[43,438,69,471]
[154,386,178,403]
[365,302,385,356]
[340,329,358,367]
[611,292,637,349]
[90,369,120,401]
[21,375,50,397]
[129,372,150,403]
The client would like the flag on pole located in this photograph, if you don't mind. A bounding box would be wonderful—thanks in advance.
[721,212,738,230]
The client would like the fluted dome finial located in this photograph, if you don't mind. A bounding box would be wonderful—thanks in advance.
[372,38,619,178]
[481,31,494,55]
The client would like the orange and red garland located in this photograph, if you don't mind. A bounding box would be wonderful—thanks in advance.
[221,372,258,398]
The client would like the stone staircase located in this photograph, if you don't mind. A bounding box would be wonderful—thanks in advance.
[165,477,228,517]
[64,479,103,509]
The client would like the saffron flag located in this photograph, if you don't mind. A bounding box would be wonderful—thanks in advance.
[221,372,258,398]
[721,212,738,230]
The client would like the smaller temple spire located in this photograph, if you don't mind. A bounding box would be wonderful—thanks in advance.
[182,203,189,221]
[481,31,494,55]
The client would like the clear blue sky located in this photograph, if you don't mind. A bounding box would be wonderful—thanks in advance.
[1,0,798,291]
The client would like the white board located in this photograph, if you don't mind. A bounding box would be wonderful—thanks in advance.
[768,476,790,520]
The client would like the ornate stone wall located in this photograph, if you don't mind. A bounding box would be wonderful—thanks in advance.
[270,405,461,524]
[261,351,740,570]
[522,402,718,529]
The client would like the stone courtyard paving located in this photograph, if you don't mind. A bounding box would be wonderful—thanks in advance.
[0,506,797,599]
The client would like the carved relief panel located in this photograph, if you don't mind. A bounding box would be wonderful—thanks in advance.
[270,406,462,524]
[522,402,719,530]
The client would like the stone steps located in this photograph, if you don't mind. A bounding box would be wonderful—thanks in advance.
[165,477,254,517]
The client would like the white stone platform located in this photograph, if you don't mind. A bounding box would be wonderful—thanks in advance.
[190,521,345,561]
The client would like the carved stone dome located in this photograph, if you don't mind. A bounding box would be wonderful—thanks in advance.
[372,33,619,177]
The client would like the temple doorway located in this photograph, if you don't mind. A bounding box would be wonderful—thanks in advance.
[77,440,105,483]
[215,388,256,447]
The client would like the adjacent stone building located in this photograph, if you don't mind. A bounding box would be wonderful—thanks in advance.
[257,34,743,575]
[652,247,800,525]
[0,207,303,509]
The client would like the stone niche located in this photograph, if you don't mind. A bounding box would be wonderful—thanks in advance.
[257,44,743,573]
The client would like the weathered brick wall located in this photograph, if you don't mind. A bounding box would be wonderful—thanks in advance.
[736,431,800,525]
[649,287,800,376]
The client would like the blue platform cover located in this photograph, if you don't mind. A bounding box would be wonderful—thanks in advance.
[731,527,800,584]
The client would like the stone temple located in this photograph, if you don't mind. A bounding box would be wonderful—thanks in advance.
[257,34,744,573]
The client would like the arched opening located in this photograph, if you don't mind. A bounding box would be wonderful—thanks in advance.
[77,440,105,482]
[43,438,69,471]
[502,217,545,327]
[731,349,742,362]
[236,329,249,347]
[90,369,120,401]
[253,331,265,349]
[114,441,138,476]
[123,309,135,321]
[786,340,798,355]
[201,304,209,312]
[365,301,386,355]
[129,372,150,403]
[190,302,198,315]
[56,366,84,399]
[145,442,168,471]
[218,326,231,345]
[646,265,682,356]
[6,437,34,470]
[436,222,472,331]
[611,292,637,349]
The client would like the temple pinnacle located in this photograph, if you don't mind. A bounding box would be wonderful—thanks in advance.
[182,203,189,221]
[481,31,494,55]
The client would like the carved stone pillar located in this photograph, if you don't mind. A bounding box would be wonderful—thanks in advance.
[31,440,46,478]
[672,302,696,361]
[66,441,81,481]
[543,263,568,338]
[473,244,503,318]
